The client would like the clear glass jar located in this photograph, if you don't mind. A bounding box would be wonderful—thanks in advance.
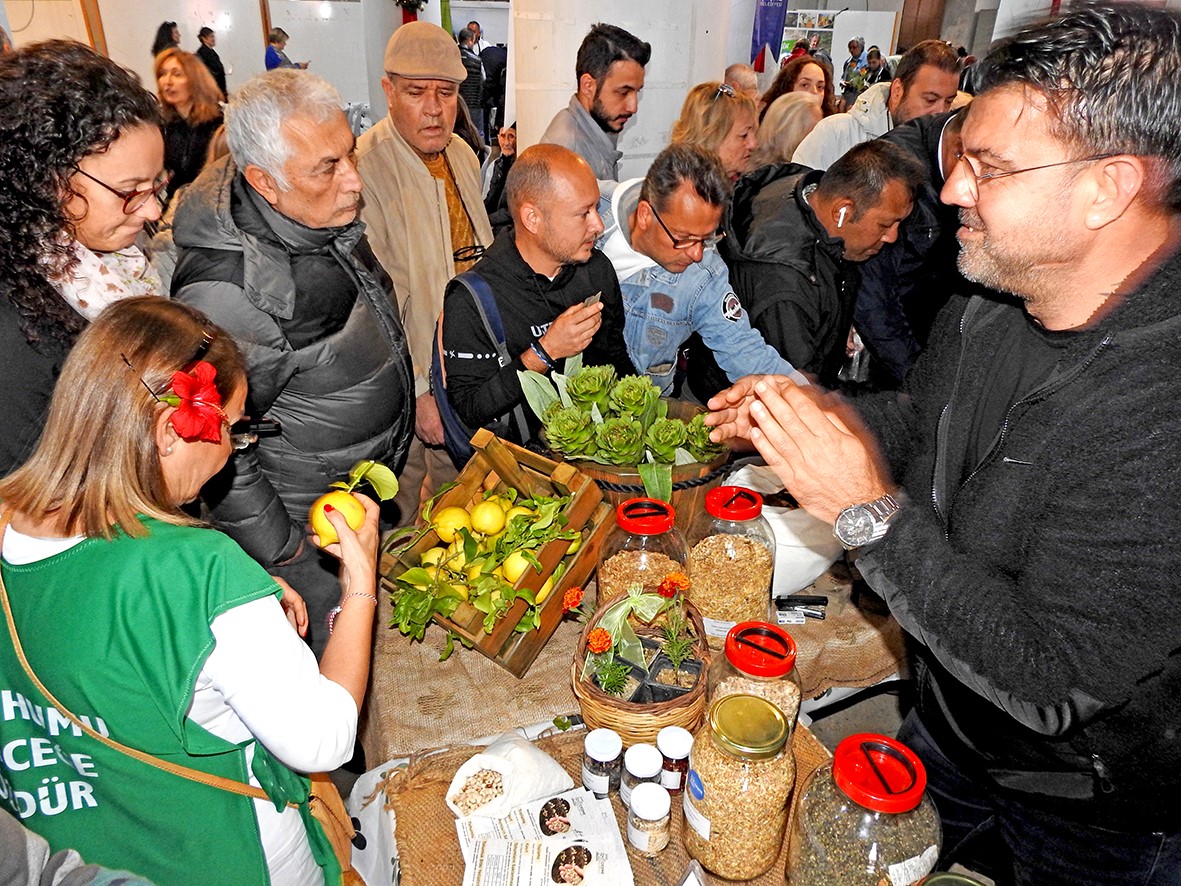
[581,728,622,799]
[620,743,663,807]
[689,487,777,642]
[627,782,672,856]
[709,621,803,735]
[683,694,796,879]
[657,725,693,795]
[597,498,689,604]
[788,733,942,885]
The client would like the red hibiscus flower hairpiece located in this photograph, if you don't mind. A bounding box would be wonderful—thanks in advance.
[159,361,226,444]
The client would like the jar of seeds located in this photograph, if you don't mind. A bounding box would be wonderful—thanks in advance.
[788,733,942,885]
[581,728,622,799]
[657,725,693,794]
[620,743,663,807]
[683,694,796,880]
[709,621,802,735]
[627,782,672,856]
[689,487,776,643]
[598,499,689,604]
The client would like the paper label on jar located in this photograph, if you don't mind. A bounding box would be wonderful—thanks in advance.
[581,763,609,796]
[660,767,683,790]
[702,616,738,638]
[887,844,938,885]
[682,788,710,840]
[619,780,633,807]
[626,820,649,851]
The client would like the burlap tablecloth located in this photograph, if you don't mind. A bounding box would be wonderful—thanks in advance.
[380,724,832,886]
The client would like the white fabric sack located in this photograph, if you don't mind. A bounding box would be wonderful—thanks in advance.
[727,464,844,595]
[445,733,574,819]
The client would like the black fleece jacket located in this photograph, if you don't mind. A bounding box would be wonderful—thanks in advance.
[854,245,1181,830]
[440,229,634,440]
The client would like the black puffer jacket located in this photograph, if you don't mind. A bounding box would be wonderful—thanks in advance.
[170,157,414,567]
[687,164,856,398]
[855,250,1181,830]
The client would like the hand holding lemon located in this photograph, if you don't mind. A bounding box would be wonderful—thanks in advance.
[308,460,399,547]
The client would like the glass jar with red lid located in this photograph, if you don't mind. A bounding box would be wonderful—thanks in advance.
[788,733,942,885]
[597,498,689,605]
[689,486,777,641]
[708,621,802,734]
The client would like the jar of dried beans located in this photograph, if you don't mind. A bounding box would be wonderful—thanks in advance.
[597,499,689,605]
[788,733,942,885]
[689,487,776,643]
[709,621,802,736]
[683,694,795,879]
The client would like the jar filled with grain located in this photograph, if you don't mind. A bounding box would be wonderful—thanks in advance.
[709,621,802,735]
[597,499,689,604]
[689,487,776,643]
[628,782,672,856]
[788,733,942,885]
[683,694,795,879]
[620,743,663,807]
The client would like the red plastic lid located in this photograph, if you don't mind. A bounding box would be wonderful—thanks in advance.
[833,733,927,813]
[724,622,797,677]
[705,486,763,521]
[615,498,676,534]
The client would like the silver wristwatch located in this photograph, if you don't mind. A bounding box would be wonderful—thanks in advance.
[833,493,902,550]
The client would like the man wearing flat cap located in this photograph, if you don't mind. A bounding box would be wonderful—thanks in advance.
[357,21,493,516]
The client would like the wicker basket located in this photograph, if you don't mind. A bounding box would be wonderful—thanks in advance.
[570,596,712,746]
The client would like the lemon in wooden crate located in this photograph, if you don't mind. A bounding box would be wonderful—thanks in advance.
[432,506,472,543]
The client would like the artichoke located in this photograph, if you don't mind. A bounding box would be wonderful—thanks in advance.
[686,413,727,464]
[594,417,645,466]
[608,375,661,422]
[565,365,617,413]
[543,405,597,458]
[644,417,688,464]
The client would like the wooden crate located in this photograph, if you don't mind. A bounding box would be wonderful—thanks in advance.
[381,429,610,678]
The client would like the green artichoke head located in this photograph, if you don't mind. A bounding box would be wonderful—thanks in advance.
[594,417,646,466]
[543,405,597,458]
[644,417,688,464]
[565,365,618,412]
[608,375,661,422]
[686,412,728,464]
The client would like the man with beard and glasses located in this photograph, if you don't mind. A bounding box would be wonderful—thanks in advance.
[439,145,634,449]
[705,5,1181,882]
[540,23,651,182]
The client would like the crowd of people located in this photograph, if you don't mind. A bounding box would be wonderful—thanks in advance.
[1,4,1180,884]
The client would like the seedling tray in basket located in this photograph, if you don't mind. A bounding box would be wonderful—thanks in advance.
[381,429,610,678]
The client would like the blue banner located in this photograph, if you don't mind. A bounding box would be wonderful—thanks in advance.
[751,0,790,67]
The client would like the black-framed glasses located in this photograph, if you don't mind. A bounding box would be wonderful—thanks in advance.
[453,245,486,263]
[712,83,737,102]
[72,166,172,214]
[955,151,1118,202]
[649,203,726,251]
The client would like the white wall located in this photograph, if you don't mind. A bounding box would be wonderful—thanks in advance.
[267,0,369,106]
[991,0,1051,40]
[3,0,89,48]
[450,0,509,44]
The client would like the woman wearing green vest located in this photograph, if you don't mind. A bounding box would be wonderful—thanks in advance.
[0,297,380,885]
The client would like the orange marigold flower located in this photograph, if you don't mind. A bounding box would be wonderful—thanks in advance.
[562,586,584,612]
[656,580,678,599]
[587,627,613,654]
[666,572,690,591]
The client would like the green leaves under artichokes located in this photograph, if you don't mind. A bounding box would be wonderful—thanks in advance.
[595,417,645,466]
[644,417,688,464]
[543,405,597,458]
[609,375,661,422]
[686,413,727,464]
[565,365,617,412]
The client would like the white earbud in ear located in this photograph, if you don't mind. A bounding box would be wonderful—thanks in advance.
[837,207,848,228]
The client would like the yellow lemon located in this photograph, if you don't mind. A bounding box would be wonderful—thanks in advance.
[505,506,534,527]
[444,539,472,573]
[432,506,472,544]
[444,582,469,602]
[490,493,514,512]
[566,535,583,556]
[535,576,555,604]
[502,550,539,584]
[470,501,507,536]
[309,491,365,547]
[420,546,447,567]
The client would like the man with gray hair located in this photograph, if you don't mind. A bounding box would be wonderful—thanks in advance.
[723,62,760,102]
[170,68,414,657]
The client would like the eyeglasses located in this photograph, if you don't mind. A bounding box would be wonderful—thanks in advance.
[712,83,737,102]
[649,203,726,251]
[955,151,1118,202]
[72,166,172,214]
[453,245,486,264]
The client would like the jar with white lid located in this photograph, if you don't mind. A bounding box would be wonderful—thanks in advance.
[627,782,672,856]
[620,743,663,807]
[657,725,693,794]
[581,728,622,799]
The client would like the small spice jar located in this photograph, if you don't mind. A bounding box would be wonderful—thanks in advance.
[689,487,777,643]
[620,743,663,807]
[581,728,623,799]
[657,725,693,794]
[597,499,689,604]
[709,621,802,735]
[627,782,672,856]
[683,694,796,880]
[788,733,942,885]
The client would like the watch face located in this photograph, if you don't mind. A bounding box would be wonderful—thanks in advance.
[835,505,875,547]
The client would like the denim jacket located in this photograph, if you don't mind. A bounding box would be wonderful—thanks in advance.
[597,179,798,394]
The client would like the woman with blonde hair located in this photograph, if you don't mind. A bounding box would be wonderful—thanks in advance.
[750,92,824,168]
[670,81,759,182]
[0,296,378,885]
[155,47,224,203]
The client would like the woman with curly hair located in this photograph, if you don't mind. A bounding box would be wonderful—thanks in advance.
[760,55,838,121]
[155,47,225,204]
[670,81,759,182]
[0,40,166,476]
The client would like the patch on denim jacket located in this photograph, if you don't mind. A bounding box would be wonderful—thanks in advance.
[721,292,744,322]
[650,292,675,313]
[646,326,668,347]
